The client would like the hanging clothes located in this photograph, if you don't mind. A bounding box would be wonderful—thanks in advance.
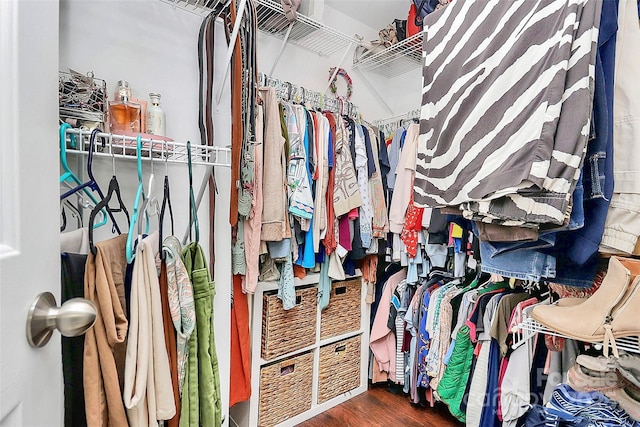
[180,242,222,427]
[243,103,264,294]
[123,232,175,426]
[414,0,601,228]
[160,235,196,427]
[83,234,129,427]
[61,227,90,427]
[229,275,251,407]
[259,87,288,242]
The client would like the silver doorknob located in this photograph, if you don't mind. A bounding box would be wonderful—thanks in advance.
[26,292,97,348]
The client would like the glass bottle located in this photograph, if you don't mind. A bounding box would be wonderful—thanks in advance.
[109,80,141,133]
[146,93,166,136]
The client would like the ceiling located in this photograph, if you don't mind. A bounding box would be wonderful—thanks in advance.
[324,0,410,33]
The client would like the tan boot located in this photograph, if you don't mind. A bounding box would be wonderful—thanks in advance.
[532,256,640,357]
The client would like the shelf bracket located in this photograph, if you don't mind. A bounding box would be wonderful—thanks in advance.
[215,0,248,104]
[269,22,294,76]
[353,68,393,116]
[322,41,354,96]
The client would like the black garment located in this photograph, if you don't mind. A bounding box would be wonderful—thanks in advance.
[428,209,449,245]
[61,252,88,427]
[378,130,391,204]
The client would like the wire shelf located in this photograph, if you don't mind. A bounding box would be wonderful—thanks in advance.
[64,128,232,168]
[513,317,640,355]
[159,0,357,58]
[255,0,356,57]
[353,32,424,78]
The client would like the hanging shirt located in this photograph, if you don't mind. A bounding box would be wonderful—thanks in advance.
[414,0,601,228]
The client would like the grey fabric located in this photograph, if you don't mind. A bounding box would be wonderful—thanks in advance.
[414,0,601,227]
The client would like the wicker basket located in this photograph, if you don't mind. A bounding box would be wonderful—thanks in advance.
[320,278,361,340]
[261,286,318,360]
[317,335,361,404]
[258,351,314,427]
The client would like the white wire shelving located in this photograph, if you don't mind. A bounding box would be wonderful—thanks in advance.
[352,32,423,79]
[159,0,357,58]
[512,317,640,355]
[255,0,357,58]
[64,128,232,168]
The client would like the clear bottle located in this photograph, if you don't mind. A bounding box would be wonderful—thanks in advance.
[109,80,141,133]
[146,93,166,136]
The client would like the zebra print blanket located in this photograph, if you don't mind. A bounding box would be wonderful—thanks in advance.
[414,0,601,227]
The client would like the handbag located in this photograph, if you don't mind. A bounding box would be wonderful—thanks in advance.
[394,19,407,42]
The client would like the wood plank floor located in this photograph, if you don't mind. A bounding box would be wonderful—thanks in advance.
[298,385,463,427]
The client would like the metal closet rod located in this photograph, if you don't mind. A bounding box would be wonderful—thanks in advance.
[373,108,421,126]
[258,71,361,119]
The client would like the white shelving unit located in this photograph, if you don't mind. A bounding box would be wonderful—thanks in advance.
[255,0,357,58]
[63,128,232,168]
[230,273,370,427]
[352,32,423,78]
[159,0,357,58]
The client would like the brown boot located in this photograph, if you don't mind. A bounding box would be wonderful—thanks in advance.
[532,256,640,357]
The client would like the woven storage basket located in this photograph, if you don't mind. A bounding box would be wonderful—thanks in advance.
[320,278,361,340]
[317,335,361,404]
[258,351,314,427]
[262,286,318,360]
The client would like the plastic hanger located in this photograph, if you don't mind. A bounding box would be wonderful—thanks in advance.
[61,128,123,233]
[125,135,148,263]
[187,141,199,243]
[59,124,109,229]
[159,140,174,257]
[88,137,130,255]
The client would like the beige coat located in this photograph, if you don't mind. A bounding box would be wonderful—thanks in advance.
[83,234,129,427]
[123,231,175,426]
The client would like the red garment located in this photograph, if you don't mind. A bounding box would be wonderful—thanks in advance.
[400,191,424,258]
[229,275,251,406]
[293,265,306,279]
[497,355,509,421]
[338,216,352,251]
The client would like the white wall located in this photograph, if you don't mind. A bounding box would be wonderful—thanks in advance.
[59,1,232,425]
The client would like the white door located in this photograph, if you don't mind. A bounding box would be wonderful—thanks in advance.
[0,0,62,426]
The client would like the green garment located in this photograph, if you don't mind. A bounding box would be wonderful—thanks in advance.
[436,325,474,422]
[180,242,223,427]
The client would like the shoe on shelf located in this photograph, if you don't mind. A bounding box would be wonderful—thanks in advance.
[546,383,638,427]
[567,364,623,393]
[532,256,640,357]
[577,353,640,390]
[603,388,640,422]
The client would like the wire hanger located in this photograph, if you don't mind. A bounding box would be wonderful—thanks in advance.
[187,141,199,243]
[138,140,160,237]
[125,135,148,263]
[60,199,83,232]
[88,136,130,255]
[159,140,174,258]
[59,124,109,229]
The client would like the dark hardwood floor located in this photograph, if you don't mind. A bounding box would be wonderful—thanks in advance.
[298,385,464,427]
